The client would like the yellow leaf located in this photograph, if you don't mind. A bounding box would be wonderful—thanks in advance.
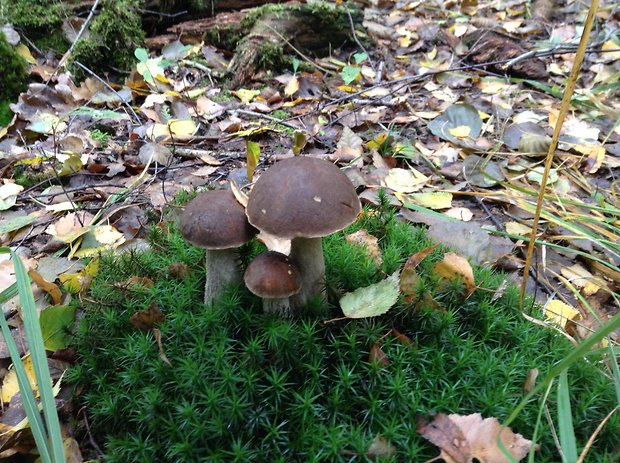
[58,153,84,176]
[382,168,428,193]
[366,133,390,150]
[448,125,471,138]
[505,221,531,236]
[246,140,260,182]
[73,225,126,258]
[545,299,580,328]
[233,88,260,104]
[335,85,359,93]
[1,355,38,403]
[601,40,620,60]
[168,118,197,137]
[434,252,475,296]
[293,131,307,155]
[284,75,299,97]
[59,258,99,294]
[395,192,452,210]
[16,43,37,64]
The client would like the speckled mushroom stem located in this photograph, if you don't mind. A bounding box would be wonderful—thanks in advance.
[263,299,293,317]
[204,249,241,305]
[289,237,326,310]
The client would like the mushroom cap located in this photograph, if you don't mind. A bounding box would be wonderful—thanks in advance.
[180,189,257,250]
[244,251,302,299]
[246,156,361,239]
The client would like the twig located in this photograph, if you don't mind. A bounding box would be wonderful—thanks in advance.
[233,109,301,131]
[55,0,101,72]
[263,23,333,75]
[73,61,142,125]
[78,406,105,458]
[345,6,376,74]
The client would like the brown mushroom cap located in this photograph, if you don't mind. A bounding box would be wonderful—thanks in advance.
[244,251,302,299]
[180,189,257,249]
[246,157,361,239]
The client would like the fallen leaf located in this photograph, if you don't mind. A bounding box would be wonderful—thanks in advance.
[139,142,173,165]
[369,342,389,366]
[153,328,172,366]
[130,302,165,332]
[418,413,532,463]
[396,191,452,210]
[284,75,299,96]
[335,126,364,158]
[0,182,23,211]
[345,229,382,265]
[544,299,580,329]
[340,271,400,318]
[246,140,260,182]
[382,168,428,193]
[59,258,99,294]
[366,433,396,459]
[39,305,77,351]
[1,355,38,403]
[400,245,438,302]
[434,252,475,296]
[428,103,482,148]
[463,155,504,187]
[523,368,538,393]
[28,269,62,305]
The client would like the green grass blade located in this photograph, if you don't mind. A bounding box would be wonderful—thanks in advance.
[0,321,52,463]
[0,282,19,304]
[504,311,620,426]
[558,370,578,463]
[609,344,620,406]
[10,250,65,463]
[0,249,52,463]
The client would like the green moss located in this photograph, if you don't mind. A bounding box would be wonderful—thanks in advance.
[69,202,620,461]
[69,0,145,79]
[0,32,28,126]
[5,0,63,31]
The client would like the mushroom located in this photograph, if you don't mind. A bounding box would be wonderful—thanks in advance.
[180,189,258,305]
[244,251,301,317]
[246,156,361,311]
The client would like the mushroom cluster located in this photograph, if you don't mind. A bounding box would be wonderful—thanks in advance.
[179,157,361,315]
[246,156,361,312]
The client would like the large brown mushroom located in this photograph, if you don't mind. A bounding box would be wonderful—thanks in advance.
[244,251,301,317]
[246,156,361,311]
[180,189,257,305]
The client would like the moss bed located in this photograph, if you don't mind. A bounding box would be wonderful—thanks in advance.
[69,204,619,462]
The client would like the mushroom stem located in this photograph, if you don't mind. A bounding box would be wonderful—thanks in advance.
[289,237,326,310]
[263,298,293,317]
[204,249,241,305]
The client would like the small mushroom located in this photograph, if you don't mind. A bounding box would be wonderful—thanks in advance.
[244,251,301,317]
[246,156,361,311]
[180,189,257,305]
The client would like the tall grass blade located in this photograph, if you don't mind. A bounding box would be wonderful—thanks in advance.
[9,250,65,462]
[0,252,52,463]
[558,370,578,463]
[609,344,620,406]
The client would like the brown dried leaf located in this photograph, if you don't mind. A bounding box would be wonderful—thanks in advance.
[345,229,382,265]
[28,269,62,305]
[129,302,165,332]
[369,342,389,366]
[418,413,532,463]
